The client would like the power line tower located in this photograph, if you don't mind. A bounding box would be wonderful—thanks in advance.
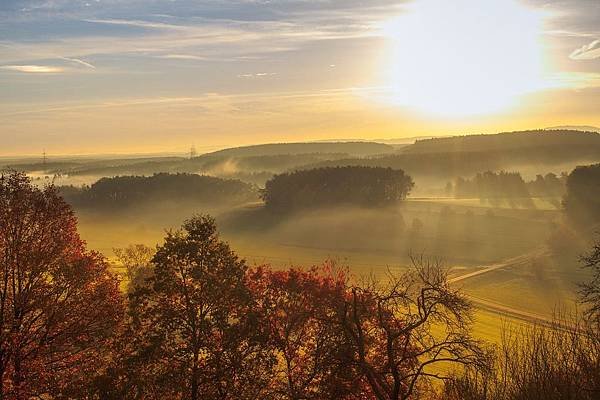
[189,144,197,159]
[42,150,47,166]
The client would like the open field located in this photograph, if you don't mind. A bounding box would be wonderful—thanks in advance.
[78,197,583,345]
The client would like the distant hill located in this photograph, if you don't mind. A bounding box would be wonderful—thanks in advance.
[545,125,600,133]
[200,142,394,158]
[10,130,600,186]
[403,129,600,154]
[299,130,600,180]
[315,136,453,145]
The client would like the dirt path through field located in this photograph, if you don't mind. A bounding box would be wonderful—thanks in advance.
[449,247,569,328]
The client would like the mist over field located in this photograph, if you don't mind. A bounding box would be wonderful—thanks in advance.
[7,130,598,317]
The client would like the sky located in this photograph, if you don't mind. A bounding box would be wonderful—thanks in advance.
[1,0,599,155]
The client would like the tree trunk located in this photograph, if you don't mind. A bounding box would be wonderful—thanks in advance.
[190,348,199,400]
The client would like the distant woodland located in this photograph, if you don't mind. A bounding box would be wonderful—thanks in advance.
[60,173,259,209]
[262,166,414,211]
[448,171,566,199]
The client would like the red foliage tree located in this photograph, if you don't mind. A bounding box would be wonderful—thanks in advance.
[0,171,124,399]
[248,263,367,399]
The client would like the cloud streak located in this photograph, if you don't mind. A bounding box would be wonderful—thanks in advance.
[156,54,208,61]
[570,39,600,60]
[0,64,63,73]
[60,56,96,69]
[237,72,277,78]
[83,18,188,31]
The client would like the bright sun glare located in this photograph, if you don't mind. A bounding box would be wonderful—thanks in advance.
[381,0,550,117]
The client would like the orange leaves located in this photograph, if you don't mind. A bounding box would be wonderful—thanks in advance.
[0,171,124,399]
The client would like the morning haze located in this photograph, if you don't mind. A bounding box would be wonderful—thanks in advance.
[1,0,600,399]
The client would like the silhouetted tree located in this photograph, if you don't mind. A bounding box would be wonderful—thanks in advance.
[333,257,486,400]
[122,215,273,399]
[0,171,123,399]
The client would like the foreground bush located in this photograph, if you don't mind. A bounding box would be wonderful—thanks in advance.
[444,316,600,400]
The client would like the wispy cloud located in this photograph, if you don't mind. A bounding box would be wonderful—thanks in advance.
[237,72,277,78]
[0,64,63,73]
[83,18,188,31]
[60,56,95,69]
[156,54,208,61]
[570,39,600,60]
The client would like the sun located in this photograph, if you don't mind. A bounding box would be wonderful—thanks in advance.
[379,0,550,117]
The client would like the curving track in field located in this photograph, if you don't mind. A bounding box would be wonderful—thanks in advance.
[449,247,573,328]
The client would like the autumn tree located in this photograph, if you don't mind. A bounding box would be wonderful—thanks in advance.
[113,243,154,292]
[0,171,124,399]
[333,257,485,400]
[248,264,365,400]
[123,215,273,399]
[580,236,600,324]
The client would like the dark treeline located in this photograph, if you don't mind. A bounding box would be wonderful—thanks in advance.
[448,171,566,200]
[60,173,259,209]
[262,166,414,211]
